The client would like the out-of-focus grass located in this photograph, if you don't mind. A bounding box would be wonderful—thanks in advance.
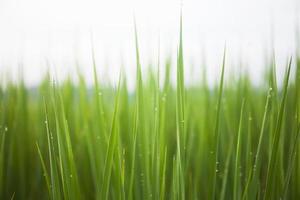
[0,18,300,199]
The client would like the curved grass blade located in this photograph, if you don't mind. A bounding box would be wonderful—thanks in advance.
[36,143,51,195]
[242,88,272,199]
[211,46,226,200]
[100,73,122,200]
[264,57,292,200]
[282,125,300,199]
[175,10,185,200]
[233,99,245,200]
[128,17,144,200]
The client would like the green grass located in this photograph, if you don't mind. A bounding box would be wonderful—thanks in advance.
[0,18,300,199]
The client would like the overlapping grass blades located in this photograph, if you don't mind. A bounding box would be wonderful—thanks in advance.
[0,17,300,200]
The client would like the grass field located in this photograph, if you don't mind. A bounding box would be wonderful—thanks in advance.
[1,18,300,199]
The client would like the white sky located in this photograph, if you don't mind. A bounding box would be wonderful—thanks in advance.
[0,0,299,87]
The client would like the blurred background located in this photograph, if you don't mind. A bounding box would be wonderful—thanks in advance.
[0,0,299,88]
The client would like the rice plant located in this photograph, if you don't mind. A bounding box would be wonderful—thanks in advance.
[0,16,300,200]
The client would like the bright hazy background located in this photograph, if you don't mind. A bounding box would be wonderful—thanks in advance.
[0,0,299,88]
